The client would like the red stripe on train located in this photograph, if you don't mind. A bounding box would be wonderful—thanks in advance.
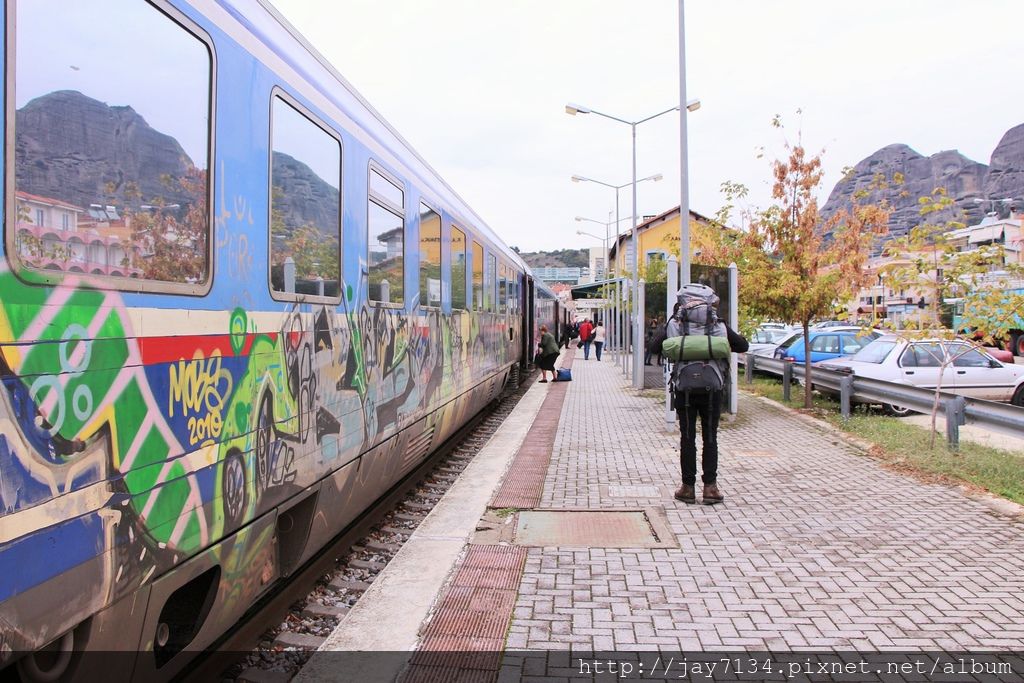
[138,332,277,364]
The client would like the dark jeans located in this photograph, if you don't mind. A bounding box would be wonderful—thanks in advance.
[594,341,603,360]
[675,390,721,486]
[583,340,592,359]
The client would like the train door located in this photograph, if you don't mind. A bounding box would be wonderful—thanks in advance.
[528,274,536,366]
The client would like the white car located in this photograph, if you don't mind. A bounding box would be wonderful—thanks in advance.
[748,327,796,357]
[819,335,1024,415]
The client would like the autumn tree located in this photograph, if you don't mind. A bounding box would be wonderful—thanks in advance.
[126,168,209,282]
[740,141,889,408]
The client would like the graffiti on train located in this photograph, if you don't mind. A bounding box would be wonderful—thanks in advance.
[0,268,515,613]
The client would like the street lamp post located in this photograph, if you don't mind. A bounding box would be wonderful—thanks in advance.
[566,101,697,388]
[572,173,662,279]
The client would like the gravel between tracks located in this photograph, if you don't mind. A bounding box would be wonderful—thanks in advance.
[228,370,537,681]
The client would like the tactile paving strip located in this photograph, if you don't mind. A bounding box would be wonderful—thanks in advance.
[489,348,574,509]
[400,544,528,682]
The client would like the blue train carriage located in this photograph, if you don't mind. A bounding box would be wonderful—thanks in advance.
[0,0,530,678]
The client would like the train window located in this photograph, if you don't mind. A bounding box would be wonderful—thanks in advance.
[472,240,484,311]
[8,0,214,294]
[485,253,496,313]
[418,202,441,308]
[368,167,405,306]
[269,95,341,300]
[451,226,467,310]
[498,264,506,312]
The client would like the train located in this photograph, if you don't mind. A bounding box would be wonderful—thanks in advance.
[0,0,571,679]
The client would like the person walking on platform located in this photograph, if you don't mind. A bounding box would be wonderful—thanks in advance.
[578,318,594,360]
[644,319,658,366]
[592,320,605,361]
[536,325,560,383]
[665,284,748,505]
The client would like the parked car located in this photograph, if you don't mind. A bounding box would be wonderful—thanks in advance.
[774,328,880,364]
[818,335,1024,415]
[748,327,795,356]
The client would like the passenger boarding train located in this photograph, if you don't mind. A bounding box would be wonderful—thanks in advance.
[0,0,569,679]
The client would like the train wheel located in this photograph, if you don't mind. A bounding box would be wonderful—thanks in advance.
[16,631,73,683]
[222,450,246,529]
[255,393,273,493]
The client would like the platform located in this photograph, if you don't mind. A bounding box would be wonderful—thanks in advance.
[297,350,1024,682]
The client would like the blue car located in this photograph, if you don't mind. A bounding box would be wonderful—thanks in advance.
[774,328,880,363]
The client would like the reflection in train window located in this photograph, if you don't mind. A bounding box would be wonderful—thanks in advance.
[498,264,508,312]
[451,226,467,310]
[472,241,484,311]
[418,203,441,308]
[269,95,341,300]
[368,167,405,305]
[485,253,496,312]
[9,0,213,291]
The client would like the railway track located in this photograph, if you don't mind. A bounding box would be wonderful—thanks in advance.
[179,368,537,682]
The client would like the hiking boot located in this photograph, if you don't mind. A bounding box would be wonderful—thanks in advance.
[674,484,696,504]
[702,483,724,505]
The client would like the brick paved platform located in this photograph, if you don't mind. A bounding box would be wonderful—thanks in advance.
[302,352,1024,682]
[507,356,1024,652]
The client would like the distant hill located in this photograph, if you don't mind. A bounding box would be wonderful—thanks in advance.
[518,248,589,269]
[821,123,1024,247]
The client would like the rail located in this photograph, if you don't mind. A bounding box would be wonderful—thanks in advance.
[740,353,1024,451]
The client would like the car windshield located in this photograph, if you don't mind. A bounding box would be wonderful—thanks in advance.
[777,332,802,350]
[851,340,897,364]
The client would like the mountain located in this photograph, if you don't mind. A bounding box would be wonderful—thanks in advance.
[15,90,197,211]
[518,248,589,269]
[271,151,340,236]
[820,124,1024,246]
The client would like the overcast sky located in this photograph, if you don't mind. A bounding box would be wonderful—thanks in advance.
[275,0,1024,252]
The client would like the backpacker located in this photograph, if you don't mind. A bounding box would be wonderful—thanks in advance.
[667,283,728,405]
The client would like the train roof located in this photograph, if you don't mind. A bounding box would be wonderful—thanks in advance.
[211,0,528,272]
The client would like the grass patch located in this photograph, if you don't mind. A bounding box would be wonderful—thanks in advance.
[741,377,1024,505]
[493,507,518,518]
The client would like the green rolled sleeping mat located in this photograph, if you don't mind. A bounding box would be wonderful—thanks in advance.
[662,335,731,361]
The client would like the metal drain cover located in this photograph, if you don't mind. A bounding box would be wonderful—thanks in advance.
[514,508,676,548]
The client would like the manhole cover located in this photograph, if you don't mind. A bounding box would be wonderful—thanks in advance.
[514,508,676,548]
[605,484,662,498]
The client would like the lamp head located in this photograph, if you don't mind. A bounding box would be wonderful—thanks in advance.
[565,102,591,116]
[685,98,701,112]
[571,175,584,183]
[574,216,583,222]
[652,174,664,182]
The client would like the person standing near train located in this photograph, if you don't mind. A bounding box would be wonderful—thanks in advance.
[578,318,594,360]
[537,325,560,383]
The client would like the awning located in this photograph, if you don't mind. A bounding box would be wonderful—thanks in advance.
[969,225,1003,244]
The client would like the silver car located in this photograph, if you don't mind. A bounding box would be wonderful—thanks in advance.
[820,335,1024,415]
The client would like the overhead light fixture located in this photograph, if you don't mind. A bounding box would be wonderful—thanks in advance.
[565,102,591,116]
[685,98,701,112]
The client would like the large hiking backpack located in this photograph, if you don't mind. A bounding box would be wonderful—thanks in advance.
[668,283,729,404]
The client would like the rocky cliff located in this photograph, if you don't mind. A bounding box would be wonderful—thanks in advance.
[821,124,1024,246]
[15,90,197,211]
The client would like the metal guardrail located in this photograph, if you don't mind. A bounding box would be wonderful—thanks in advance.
[741,353,1024,450]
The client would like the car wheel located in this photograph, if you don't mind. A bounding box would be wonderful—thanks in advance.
[882,402,912,417]
[1012,385,1024,408]
[1014,332,1024,358]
